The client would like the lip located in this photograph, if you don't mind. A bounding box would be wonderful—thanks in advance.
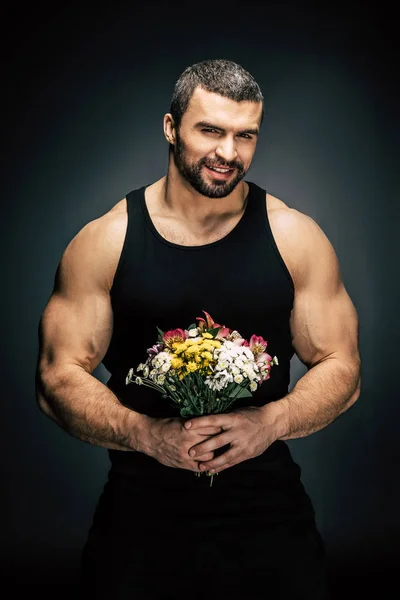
[204,165,234,180]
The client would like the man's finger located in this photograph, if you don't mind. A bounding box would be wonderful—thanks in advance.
[188,432,231,457]
[199,447,239,473]
[185,414,227,430]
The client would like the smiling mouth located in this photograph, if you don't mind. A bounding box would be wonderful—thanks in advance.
[206,165,233,173]
[204,165,235,180]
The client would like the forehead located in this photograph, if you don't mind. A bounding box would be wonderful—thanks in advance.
[183,87,262,129]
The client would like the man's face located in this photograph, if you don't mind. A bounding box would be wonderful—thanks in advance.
[171,87,262,198]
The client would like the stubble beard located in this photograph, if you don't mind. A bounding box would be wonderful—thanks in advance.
[172,131,248,199]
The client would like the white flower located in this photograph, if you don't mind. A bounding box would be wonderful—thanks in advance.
[242,364,255,378]
[157,374,166,385]
[222,343,240,357]
[250,381,257,392]
[216,369,232,382]
[217,351,232,363]
[143,365,149,378]
[135,376,143,385]
[152,351,172,370]
[137,363,145,372]
[234,374,244,384]
[235,358,244,369]
[243,348,255,360]
[188,328,200,337]
[161,362,170,373]
[272,356,279,365]
[216,360,229,370]
[204,368,233,391]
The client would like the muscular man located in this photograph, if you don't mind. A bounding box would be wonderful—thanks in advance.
[36,59,361,599]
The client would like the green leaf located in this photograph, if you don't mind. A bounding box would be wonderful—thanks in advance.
[186,323,197,330]
[229,386,253,399]
[180,407,195,417]
[156,326,164,342]
[208,326,221,338]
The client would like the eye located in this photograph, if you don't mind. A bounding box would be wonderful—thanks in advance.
[202,128,219,134]
[238,133,252,140]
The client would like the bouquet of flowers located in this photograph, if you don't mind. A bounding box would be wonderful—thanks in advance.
[126,311,278,486]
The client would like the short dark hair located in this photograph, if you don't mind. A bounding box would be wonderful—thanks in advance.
[170,59,264,130]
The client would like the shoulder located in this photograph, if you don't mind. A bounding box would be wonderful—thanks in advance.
[265,193,339,290]
[59,198,128,291]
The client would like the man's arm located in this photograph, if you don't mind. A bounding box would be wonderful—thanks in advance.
[265,210,361,440]
[35,208,149,452]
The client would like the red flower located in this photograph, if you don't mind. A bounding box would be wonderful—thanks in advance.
[162,328,188,349]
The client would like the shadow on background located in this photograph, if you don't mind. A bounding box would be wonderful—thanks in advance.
[1,1,397,594]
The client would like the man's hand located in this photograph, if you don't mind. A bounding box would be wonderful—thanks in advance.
[140,416,223,472]
[184,406,277,474]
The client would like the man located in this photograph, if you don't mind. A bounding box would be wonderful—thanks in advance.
[36,59,361,599]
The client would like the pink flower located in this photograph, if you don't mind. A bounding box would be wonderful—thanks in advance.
[256,352,273,381]
[162,328,188,349]
[146,343,164,357]
[225,330,247,345]
[215,326,230,339]
[249,335,268,359]
[196,310,231,337]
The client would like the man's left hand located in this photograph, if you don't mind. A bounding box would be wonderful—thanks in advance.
[184,405,277,474]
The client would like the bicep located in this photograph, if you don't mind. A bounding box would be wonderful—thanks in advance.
[37,222,115,376]
[38,289,113,375]
[289,218,360,370]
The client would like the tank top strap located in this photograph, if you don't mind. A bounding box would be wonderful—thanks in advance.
[126,185,146,218]
[246,181,267,215]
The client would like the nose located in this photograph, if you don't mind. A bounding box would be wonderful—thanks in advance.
[215,136,238,163]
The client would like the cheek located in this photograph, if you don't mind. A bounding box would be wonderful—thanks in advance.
[242,146,257,165]
[185,133,217,157]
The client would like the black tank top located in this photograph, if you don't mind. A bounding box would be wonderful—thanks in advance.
[102,181,300,478]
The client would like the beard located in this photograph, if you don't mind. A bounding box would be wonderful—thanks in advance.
[172,131,248,198]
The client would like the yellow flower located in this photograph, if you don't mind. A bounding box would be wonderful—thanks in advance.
[210,340,222,348]
[199,342,213,352]
[175,342,189,355]
[201,351,213,360]
[202,333,213,339]
[185,361,198,372]
[171,357,183,369]
[185,345,200,355]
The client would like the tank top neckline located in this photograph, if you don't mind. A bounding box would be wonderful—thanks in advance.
[138,181,259,251]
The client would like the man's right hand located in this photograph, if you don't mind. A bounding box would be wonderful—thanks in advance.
[140,416,223,472]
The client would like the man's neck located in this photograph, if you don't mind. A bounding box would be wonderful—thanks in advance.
[155,169,248,228]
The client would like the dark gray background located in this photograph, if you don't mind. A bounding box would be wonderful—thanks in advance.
[2,1,398,596]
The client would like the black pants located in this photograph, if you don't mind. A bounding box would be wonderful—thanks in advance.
[78,468,331,599]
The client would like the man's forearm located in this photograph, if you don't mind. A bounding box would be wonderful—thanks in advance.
[265,356,361,441]
[36,364,148,451]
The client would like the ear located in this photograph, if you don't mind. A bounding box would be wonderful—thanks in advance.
[163,113,176,145]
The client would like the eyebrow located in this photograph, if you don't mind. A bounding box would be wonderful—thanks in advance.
[195,121,259,136]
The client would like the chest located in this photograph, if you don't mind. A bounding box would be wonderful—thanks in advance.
[153,213,244,247]
[151,209,297,286]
